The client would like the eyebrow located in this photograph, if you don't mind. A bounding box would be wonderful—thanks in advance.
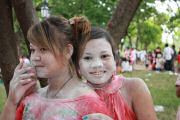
[84,52,92,55]
[84,50,110,55]
[101,51,109,53]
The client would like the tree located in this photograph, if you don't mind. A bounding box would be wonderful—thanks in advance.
[0,0,19,95]
[12,0,39,54]
[107,0,142,46]
[0,0,48,96]
[140,19,162,50]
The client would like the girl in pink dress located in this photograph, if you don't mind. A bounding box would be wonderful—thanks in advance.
[74,27,157,120]
[1,17,111,120]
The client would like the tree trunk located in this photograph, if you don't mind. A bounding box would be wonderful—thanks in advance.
[0,0,19,95]
[107,0,142,46]
[12,0,39,54]
[12,0,48,87]
[127,34,132,48]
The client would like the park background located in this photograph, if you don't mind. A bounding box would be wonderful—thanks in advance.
[0,0,180,119]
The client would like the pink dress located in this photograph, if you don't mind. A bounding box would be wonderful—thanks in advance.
[95,75,137,120]
[15,93,109,120]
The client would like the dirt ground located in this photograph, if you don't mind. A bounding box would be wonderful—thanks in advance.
[135,61,150,71]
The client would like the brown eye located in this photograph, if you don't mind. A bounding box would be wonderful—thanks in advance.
[40,48,47,52]
[101,54,109,59]
[84,56,92,60]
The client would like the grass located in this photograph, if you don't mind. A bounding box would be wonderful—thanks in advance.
[0,84,7,114]
[0,71,179,119]
[122,71,179,120]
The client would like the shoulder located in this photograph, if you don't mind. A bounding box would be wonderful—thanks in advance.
[72,81,97,97]
[122,77,150,97]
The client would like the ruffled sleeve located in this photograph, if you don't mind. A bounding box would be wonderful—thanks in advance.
[95,75,137,120]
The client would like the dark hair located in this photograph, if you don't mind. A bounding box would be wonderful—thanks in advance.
[27,16,91,75]
[165,43,168,47]
[172,45,175,49]
[74,27,119,78]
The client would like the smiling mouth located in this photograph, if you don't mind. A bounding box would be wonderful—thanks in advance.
[90,71,105,76]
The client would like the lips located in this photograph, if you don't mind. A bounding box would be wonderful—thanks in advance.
[34,64,44,68]
[90,71,105,76]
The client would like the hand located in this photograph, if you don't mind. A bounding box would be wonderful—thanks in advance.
[82,113,113,120]
[8,61,37,105]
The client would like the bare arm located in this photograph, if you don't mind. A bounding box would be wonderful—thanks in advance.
[1,99,17,120]
[0,61,37,120]
[131,78,157,120]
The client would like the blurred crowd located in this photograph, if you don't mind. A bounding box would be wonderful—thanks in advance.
[117,43,180,73]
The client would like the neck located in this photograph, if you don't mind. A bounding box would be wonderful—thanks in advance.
[48,68,72,91]
[46,71,74,98]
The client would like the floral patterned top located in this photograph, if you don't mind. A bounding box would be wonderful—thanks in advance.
[15,93,109,120]
[95,75,137,120]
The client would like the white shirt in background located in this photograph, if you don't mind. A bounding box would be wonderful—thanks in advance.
[163,47,174,60]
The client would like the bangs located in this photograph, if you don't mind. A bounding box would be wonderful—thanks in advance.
[27,22,55,54]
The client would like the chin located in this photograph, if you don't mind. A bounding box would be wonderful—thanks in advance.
[36,73,47,78]
[90,79,108,85]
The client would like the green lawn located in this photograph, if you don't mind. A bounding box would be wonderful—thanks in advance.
[0,84,7,114]
[0,71,179,119]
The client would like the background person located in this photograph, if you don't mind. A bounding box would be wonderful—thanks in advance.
[163,43,174,71]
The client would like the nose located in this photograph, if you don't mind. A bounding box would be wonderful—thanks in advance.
[30,52,41,62]
[90,58,103,69]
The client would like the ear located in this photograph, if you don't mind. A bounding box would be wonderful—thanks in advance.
[65,44,74,60]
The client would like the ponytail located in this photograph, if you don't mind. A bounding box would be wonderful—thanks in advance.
[69,16,91,78]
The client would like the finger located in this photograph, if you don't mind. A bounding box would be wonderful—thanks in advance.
[24,82,38,97]
[19,67,36,75]
[16,60,24,70]
[19,79,33,85]
[23,81,37,92]
[20,73,36,80]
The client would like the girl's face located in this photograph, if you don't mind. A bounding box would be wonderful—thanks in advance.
[79,38,116,85]
[30,43,67,78]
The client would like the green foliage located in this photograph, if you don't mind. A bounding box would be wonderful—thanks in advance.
[141,19,162,50]
[39,0,119,27]
[23,0,180,52]
[173,29,180,47]
[126,0,180,50]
